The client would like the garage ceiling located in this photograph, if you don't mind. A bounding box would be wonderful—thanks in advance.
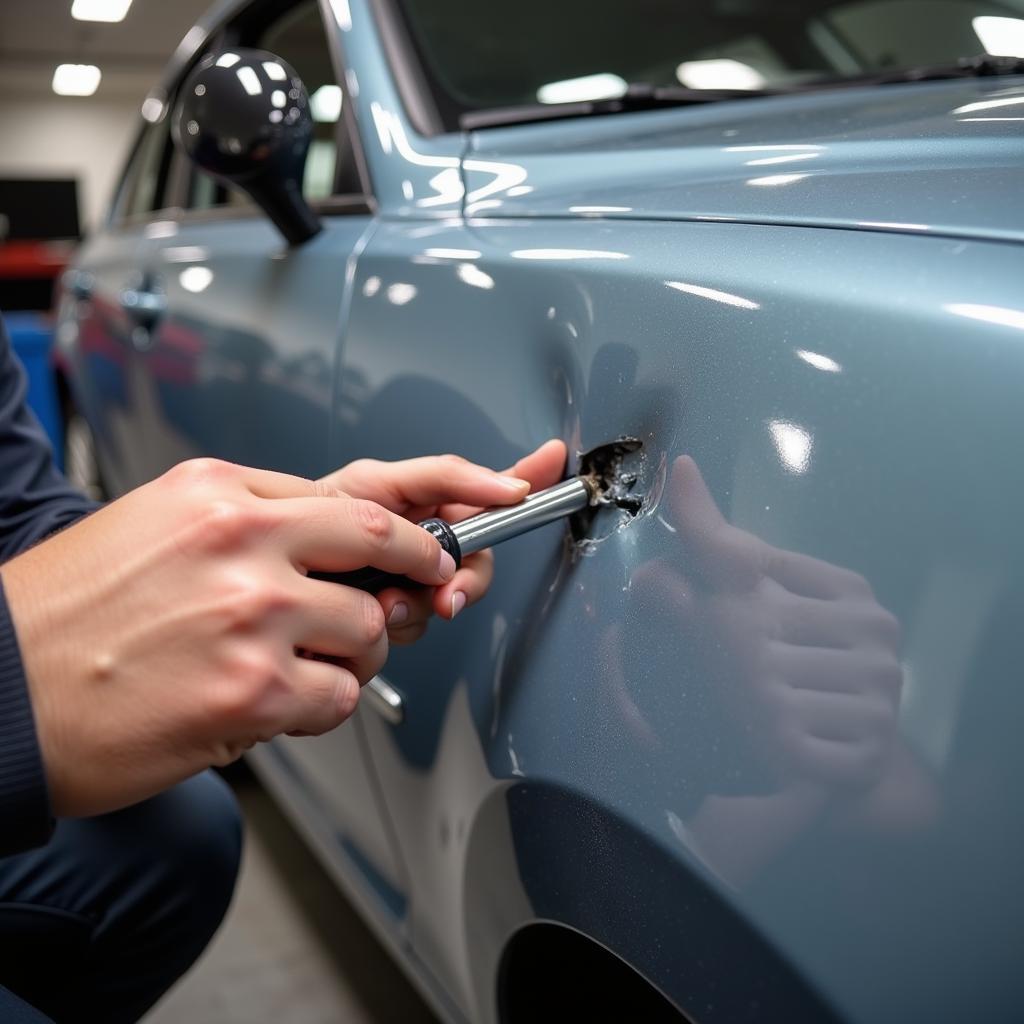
[0,0,213,100]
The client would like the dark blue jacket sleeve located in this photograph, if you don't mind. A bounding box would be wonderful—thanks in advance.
[0,314,99,855]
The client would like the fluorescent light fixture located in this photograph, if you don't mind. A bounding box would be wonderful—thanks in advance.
[537,73,627,105]
[52,64,101,97]
[262,61,287,82]
[71,0,132,22]
[973,15,1024,57]
[677,59,765,91]
[310,84,343,122]
[215,52,240,69]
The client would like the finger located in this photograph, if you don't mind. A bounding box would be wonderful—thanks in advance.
[240,465,344,500]
[789,688,895,743]
[346,455,533,512]
[777,591,901,650]
[294,577,389,666]
[440,439,567,522]
[386,621,429,646]
[771,643,903,702]
[284,656,361,736]
[376,587,434,632]
[763,547,873,601]
[276,497,452,584]
[794,734,887,790]
[434,549,495,619]
[665,455,762,592]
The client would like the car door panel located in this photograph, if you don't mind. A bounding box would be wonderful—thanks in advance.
[337,216,1024,1023]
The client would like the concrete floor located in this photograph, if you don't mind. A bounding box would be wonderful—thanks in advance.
[144,768,440,1024]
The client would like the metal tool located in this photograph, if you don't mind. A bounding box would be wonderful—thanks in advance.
[312,476,595,593]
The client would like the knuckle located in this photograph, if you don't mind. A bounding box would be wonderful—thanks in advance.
[311,478,344,499]
[350,499,392,549]
[166,456,233,490]
[358,596,387,646]
[440,453,468,470]
[195,499,260,551]
[335,671,360,722]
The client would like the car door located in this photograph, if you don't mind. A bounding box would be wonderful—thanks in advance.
[75,0,410,923]
[59,115,178,497]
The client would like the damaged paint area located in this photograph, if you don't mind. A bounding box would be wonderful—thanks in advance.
[572,437,646,549]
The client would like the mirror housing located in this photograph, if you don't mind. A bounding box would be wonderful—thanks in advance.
[173,48,322,246]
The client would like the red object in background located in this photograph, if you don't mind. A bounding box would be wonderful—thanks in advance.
[0,240,75,280]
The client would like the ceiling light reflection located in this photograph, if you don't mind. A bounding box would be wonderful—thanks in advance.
[52,64,101,97]
[795,349,842,373]
[537,73,627,104]
[456,264,495,290]
[362,276,381,297]
[677,59,765,91]
[179,266,214,294]
[747,173,812,187]
[310,84,342,122]
[973,15,1024,57]
[386,283,417,306]
[235,67,261,96]
[665,281,759,310]
[510,249,629,261]
[769,420,813,474]
[944,303,1024,330]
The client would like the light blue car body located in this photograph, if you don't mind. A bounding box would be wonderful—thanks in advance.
[59,1,1024,1021]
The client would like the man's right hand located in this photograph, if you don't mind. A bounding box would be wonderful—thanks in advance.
[0,458,455,818]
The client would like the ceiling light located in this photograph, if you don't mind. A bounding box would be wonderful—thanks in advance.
[537,73,627,105]
[52,64,102,97]
[71,0,133,22]
[310,84,343,122]
[973,16,1024,57]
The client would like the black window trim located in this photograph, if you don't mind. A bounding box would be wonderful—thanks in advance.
[108,0,376,233]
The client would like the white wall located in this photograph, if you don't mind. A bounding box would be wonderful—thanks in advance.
[0,97,142,234]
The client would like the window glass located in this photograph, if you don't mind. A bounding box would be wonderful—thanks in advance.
[187,0,358,211]
[118,116,173,220]
[396,0,1021,131]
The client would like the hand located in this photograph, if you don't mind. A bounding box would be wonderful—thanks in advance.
[0,458,458,817]
[637,456,904,792]
[321,439,567,644]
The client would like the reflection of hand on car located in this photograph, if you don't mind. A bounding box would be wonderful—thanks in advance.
[602,455,933,886]
[646,455,904,793]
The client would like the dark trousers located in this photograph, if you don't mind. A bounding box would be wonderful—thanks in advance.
[0,771,242,1022]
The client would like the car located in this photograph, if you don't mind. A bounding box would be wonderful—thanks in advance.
[55,0,1024,1021]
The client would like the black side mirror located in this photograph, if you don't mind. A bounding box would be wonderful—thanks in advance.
[173,48,322,246]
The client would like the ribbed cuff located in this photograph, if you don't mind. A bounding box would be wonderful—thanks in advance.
[0,577,53,855]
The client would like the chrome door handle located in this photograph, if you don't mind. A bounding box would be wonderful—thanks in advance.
[119,286,167,326]
[364,675,404,725]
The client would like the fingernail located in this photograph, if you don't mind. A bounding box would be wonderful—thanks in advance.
[450,591,467,619]
[387,602,408,626]
[498,475,530,492]
[439,549,457,580]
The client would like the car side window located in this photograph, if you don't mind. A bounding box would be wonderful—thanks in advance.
[114,115,174,222]
[186,0,360,211]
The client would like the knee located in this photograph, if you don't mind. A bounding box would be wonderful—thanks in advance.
[110,770,243,925]
[159,771,243,913]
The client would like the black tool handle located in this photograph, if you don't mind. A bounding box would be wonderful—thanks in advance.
[308,518,463,595]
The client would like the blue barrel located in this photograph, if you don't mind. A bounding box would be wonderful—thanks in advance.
[5,311,63,468]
